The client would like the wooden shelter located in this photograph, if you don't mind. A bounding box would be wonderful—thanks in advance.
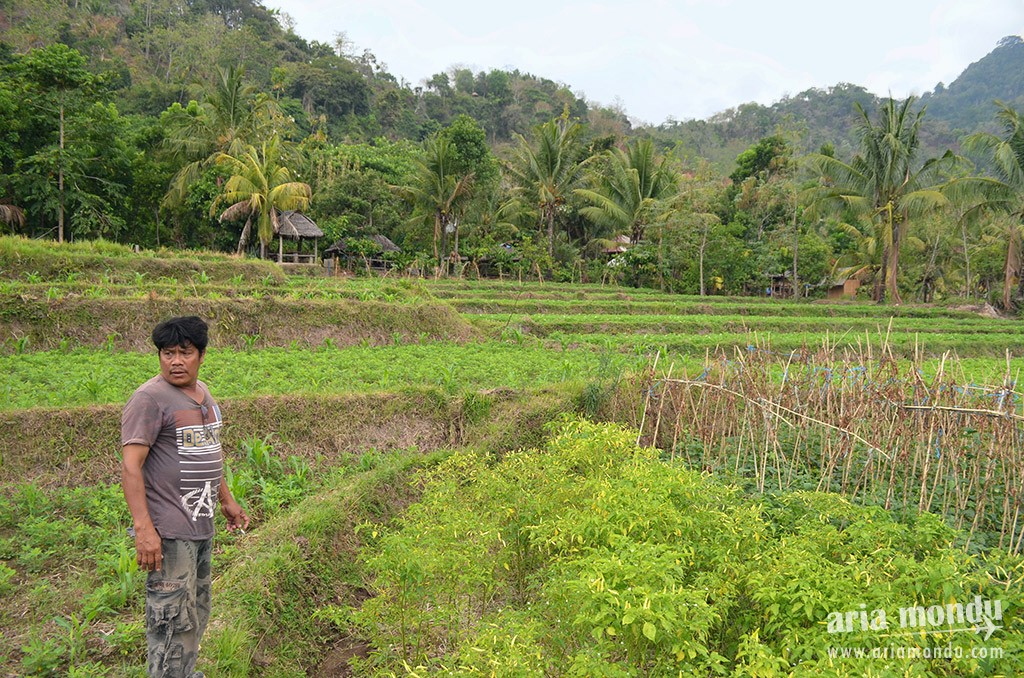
[323,234,401,275]
[274,210,324,264]
[602,234,632,255]
[827,272,864,300]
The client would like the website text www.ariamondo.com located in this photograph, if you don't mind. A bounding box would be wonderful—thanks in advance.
[826,644,1005,660]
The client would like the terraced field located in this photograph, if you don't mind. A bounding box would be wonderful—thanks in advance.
[1,237,1022,677]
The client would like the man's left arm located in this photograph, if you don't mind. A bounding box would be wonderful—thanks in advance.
[219,475,250,532]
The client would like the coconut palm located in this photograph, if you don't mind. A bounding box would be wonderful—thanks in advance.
[944,102,1024,310]
[211,137,311,259]
[163,65,285,208]
[576,138,678,246]
[803,97,951,303]
[398,135,475,273]
[0,203,25,232]
[506,115,590,258]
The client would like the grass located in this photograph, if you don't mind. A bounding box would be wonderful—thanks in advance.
[0,379,581,676]
[0,342,639,410]
[0,435,446,677]
[3,240,1023,676]
[0,235,285,285]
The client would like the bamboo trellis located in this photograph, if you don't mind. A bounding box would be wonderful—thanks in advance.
[635,337,1024,554]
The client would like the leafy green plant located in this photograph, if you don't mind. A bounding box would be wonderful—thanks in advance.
[0,561,16,594]
[83,379,102,401]
[101,620,144,661]
[352,419,1024,675]
[17,546,48,571]
[98,542,143,608]
[20,636,64,676]
[240,435,282,478]
[53,609,101,668]
[102,332,121,352]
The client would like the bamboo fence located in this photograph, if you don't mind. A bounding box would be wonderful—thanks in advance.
[635,334,1024,553]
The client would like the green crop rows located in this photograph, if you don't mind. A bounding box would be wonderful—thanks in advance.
[0,342,642,410]
[2,241,1023,677]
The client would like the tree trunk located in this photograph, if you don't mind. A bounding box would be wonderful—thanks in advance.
[436,214,444,266]
[875,251,887,303]
[792,229,799,300]
[440,217,449,276]
[791,195,799,299]
[699,232,707,297]
[453,221,460,279]
[58,102,65,243]
[962,221,972,299]
[886,227,902,304]
[546,207,555,259]
[236,216,252,255]
[1003,231,1020,312]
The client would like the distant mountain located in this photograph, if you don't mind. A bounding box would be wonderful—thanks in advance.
[1,0,1021,169]
[920,35,1024,135]
[643,36,1024,169]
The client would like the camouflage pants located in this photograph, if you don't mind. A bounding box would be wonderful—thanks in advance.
[145,538,212,678]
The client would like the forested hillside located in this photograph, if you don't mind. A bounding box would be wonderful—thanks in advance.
[2,0,1024,311]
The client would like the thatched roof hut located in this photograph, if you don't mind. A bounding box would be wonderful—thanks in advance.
[323,234,400,257]
[275,210,324,239]
[602,234,631,254]
[272,210,323,263]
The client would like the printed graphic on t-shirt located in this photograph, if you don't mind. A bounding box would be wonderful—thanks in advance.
[173,406,223,521]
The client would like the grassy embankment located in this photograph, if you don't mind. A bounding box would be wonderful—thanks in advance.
[1,236,1022,675]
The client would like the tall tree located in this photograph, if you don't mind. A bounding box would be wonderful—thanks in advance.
[16,44,95,242]
[507,114,590,258]
[803,97,950,303]
[399,134,475,272]
[670,161,724,296]
[576,138,678,246]
[163,65,285,208]
[945,102,1024,311]
[211,136,311,259]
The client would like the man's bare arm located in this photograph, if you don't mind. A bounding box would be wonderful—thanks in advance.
[218,474,250,532]
[122,443,163,571]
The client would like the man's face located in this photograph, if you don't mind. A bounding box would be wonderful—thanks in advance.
[158,342,204,389]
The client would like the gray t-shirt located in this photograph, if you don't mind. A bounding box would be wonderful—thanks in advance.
[121,375,223,540]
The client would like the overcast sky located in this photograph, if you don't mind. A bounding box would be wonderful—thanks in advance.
[278,0,1024,125]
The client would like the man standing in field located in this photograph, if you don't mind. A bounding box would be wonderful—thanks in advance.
[121,316,249,678]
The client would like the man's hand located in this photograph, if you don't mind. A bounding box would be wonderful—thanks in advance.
[135,524,163,571]
[221,499,250,533]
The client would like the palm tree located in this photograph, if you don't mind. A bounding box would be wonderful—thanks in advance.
[398,135,475,273]
[507,115,590,258]
[163,65,285,208]
[576,138,678,246]
[0,203,25,233]
[831,216,885,285]
[944,102,1024,311]
[211,137,311,259]
[803,97,951,303]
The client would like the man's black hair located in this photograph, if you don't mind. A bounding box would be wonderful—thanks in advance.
[152,316,209,353]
